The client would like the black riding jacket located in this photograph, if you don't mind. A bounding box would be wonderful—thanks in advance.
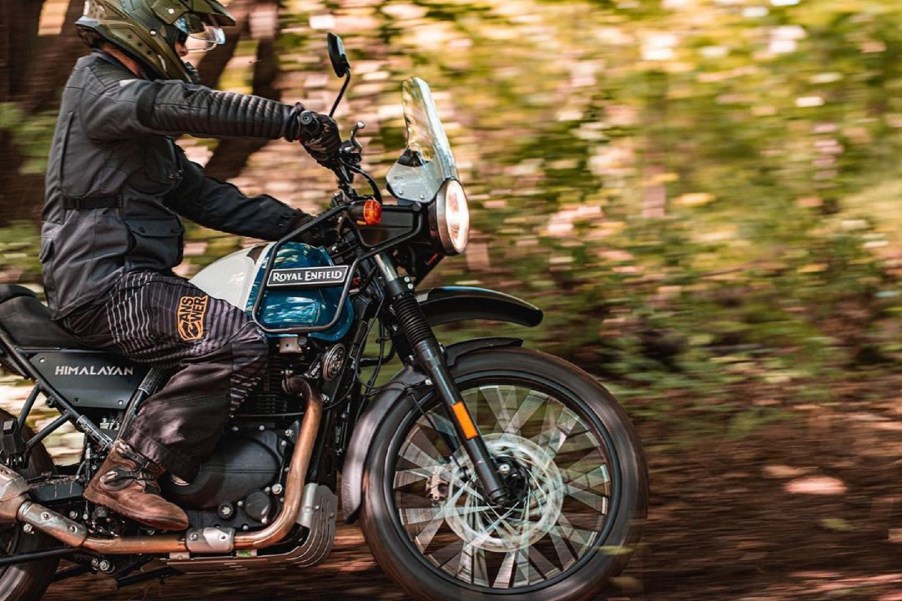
[41,50,307,319]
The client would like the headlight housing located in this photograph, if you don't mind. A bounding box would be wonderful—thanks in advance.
[432,179,470,254]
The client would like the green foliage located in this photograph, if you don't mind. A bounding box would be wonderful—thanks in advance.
[0,221,42,286]
[0,103,57,175]
[1,0,899,430]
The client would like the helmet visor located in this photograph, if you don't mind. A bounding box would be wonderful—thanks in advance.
[175,13,225,52]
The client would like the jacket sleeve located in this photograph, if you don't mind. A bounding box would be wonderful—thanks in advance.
[136,80,300,141]
[78,53,301,143]
[79,53,303,142]
[163,148,310,241]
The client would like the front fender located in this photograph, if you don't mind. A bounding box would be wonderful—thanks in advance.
[417,286,543,328]
[340,337,524,523]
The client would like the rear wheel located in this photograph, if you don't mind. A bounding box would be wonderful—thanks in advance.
[0,407,60,601]
[360,348,647,601]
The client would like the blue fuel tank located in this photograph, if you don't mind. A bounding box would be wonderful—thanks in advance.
[191,242,353,342]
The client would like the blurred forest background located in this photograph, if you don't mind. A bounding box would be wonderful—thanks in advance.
[1,0,900,599]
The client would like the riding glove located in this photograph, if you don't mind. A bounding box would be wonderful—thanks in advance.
[287,104,342,168]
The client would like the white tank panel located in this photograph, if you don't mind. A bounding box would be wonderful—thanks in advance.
[189,244,273,310]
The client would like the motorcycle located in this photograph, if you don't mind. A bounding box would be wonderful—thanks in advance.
[0,34,646,601]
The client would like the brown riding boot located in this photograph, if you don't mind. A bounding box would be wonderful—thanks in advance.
[84,440,189,531]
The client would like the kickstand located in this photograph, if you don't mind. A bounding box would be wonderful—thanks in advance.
[115,566,180,589]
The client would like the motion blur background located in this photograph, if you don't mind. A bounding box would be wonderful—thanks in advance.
[0,1,900,599]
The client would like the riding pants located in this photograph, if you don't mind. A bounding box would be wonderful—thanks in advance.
[61,270,267,481]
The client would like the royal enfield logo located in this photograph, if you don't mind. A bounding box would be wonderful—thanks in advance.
[177,295,209,342]
[267,265,349,288]
[54,365,135,376]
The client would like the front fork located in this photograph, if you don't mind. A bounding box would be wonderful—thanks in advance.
[374,254,508,505]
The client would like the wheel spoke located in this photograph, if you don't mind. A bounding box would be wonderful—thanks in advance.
[493,548,532,588]
[400,502,497,531]
[559,462,611,494]
[560,453,610,480]
[473,547,489,586]
[456,542,490,586]
[512,549,532,587]
[504,390,546,435]
[400,506,442,526]
[475,386,518,433]
[457,503,495,515]
[431,538,465,570]
[413,511,444,551]
[562,483,609,513]
[553,513,597,550]
[493,549,516,589]
[528,544,561,580]
[393,465,436,488]
[548,528,578,566]
[532,403,580,456]
[399,438,442,470]
[549,429,602,456]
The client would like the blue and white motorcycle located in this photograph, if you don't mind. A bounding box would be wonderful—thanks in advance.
[0,35,646,601]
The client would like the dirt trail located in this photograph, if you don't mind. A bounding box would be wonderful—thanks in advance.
[30,376,901,601]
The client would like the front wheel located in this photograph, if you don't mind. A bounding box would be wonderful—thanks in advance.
[360,347,647,601]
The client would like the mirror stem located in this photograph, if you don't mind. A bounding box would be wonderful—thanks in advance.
[330,71,352,119]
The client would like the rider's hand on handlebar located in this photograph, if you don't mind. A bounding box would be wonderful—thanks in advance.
[302,119,341,168]
[287,104,341,168]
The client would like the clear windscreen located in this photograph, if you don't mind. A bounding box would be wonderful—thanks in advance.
[386,77,458,203]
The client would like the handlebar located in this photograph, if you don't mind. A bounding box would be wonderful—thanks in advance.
[299,110,323,138]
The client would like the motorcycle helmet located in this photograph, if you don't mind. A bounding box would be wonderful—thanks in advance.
[76,0,235,82]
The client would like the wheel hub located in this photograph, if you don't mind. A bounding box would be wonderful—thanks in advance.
[494,455,531,508]
[434,433,564,553]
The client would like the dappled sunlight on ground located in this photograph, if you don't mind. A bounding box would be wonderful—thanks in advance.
[784,475,848,496]
[0,373,895,600]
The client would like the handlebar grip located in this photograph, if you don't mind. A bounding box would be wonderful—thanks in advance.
[299,110,323,138]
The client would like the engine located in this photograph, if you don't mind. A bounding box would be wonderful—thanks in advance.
[161,423,292,530]
[160,353,310,530]
[239,353,298,415]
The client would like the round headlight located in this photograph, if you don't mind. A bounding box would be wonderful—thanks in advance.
[435,179,470,254]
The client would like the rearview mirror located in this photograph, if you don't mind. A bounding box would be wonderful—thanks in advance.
[327,33,350,78]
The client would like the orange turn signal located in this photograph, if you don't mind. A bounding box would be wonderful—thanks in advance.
[362,199,382,225]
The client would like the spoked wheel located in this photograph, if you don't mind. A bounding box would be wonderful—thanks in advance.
[0,408,60,601]
[361,348,647,601]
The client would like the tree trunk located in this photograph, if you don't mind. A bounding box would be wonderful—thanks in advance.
[21,0,85,113]
[0,0,44,102]
[204,0,283,181]
[0,0,47,223]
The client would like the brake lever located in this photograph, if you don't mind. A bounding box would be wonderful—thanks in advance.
[332,120,381,203]
[349,121,365,151]
[340,122,365,167]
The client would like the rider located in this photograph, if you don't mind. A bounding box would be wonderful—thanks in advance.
[40,0,340,531]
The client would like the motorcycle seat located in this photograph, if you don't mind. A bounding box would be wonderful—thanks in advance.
[0,285,85,348]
